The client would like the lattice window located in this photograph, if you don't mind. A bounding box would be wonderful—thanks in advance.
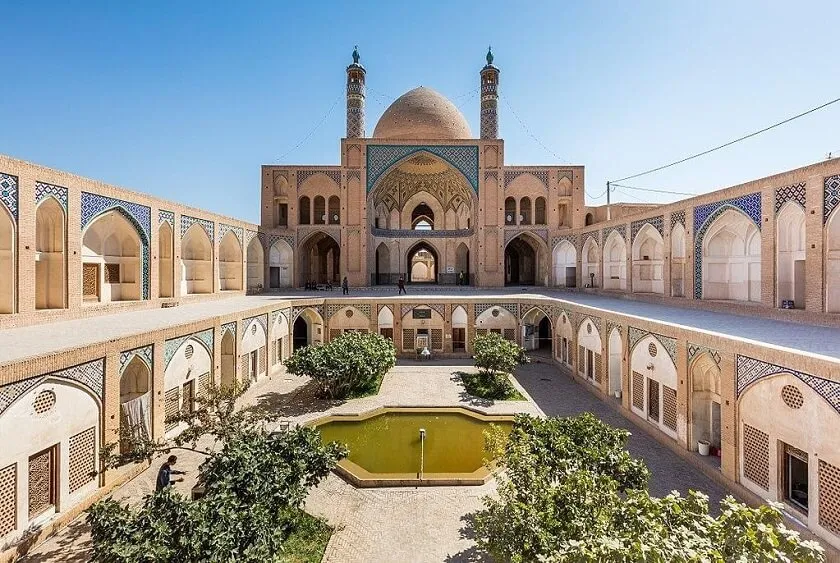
[402,329,414,351]
[593,352,602,384]
[503,328,516,342]
[197,372,210,397]
[648,379,660,422]
[819,460,840,535]
[164,388,180,431]
[632,372,644,410]
[258,348,266,374]
[579,345,586,374]
[33,390,56,415]
[329,329,341,342]
[380,328,393,341]
[781,385,804,409]
[184,344,194,359]
[28,448,54,519]
[181,381,194,415]
[68,427,95,493]
[0,464,16,536]
[743,424,770,490]
[662,386,677,431]
[475,328,487,337]
[648,342,658,357]
[82,263,98,297]
[241,354,250,379]
[104,263,120,283]
[431,329,443,351]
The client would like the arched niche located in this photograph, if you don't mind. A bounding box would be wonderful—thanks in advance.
[603,231,627,291]
[407,240,438,283]
[293,307,324,350]
[455,243,470,284]
[218,231,243,291]
[630,335,678,440]
[519,197,531,225]
[35,198,66,309]
[828,208,840,312]
[555,312,573,366]
[269,239,294,288]
[581,237,600,288]
[120,355,151,444]
[298,232,339,286]
[689,353,721,453]
[158,222,174,298]
[553,240,577,287]
[298,196,310,225]
[328,306,369,338]
[246,237,265,291]
[608,327,622,396]
[522,307,552,353]
[670,223,686,297]
[82,209,143,303]
[631,224,664,294]
[181,223,213,295]
[577,318,603,385]
[164,337,211,437]
[701,208,760,302]
[505,233,547,286]
[534,197,546,225]
[220,330,236,390]
[271,312,290,367]
[241,319,267,381]
[776,202,806,308]
[0,204,13,313]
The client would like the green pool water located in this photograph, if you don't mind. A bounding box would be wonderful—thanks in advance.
[316,410,513,476]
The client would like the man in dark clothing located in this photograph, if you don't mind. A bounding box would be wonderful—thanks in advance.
[397,276,406,295]
[156,455,185,492]
[342,276,349,295]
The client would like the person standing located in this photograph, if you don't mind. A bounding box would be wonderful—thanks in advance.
[156,455,186,492]
[458,270,465,286]
[398,276,406,295]
[342,276,349,295]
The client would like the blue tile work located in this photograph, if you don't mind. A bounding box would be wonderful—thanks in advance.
[55,359,105,400]
[775,182,806,214]
[630,216,664,243]
[736,355,840,415]
[602,224,626,243]
[34,182,68,210]
[366,145,479,193]
[245,229,258,246]
[0,173,18,220]
[606,320,622,336]
[629,326,677,364]
[81,192,151,300]
[505,228,548,246]
[296,169,342,189]
[270,309,289,332]
[518,304,551,321]
[181,215,214,241]
[825,174,840,223]
[120,345,154,372]
[221,321,237,340]
[688,343,721,366]
[164,329,214,369]
[670,210,685,230]
[551,233,578,251]
[692,192,761,299]
[159,210,174,226]
[0,376,44,416]
[292,305,324,321]
[243,314,268,336]
[473,303,518,319]
[260,233,296,251]
[503,170,548,189]
[218,223,244,245]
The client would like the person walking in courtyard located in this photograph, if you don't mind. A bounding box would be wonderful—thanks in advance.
[458,270,465,286]
[155,455,185,492]
[398,276,406,294]
[342,276,349,295]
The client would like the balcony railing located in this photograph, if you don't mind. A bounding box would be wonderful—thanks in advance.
[371,227,474,238]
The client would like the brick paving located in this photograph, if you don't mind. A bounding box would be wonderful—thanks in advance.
[24,360,734,563]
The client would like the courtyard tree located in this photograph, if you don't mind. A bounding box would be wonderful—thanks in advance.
[88,426,347,562]
[284,331,396,399]
[474,413,824,562]
[463,332,528,400]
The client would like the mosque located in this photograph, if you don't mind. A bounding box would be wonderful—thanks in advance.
[1,47,840,558]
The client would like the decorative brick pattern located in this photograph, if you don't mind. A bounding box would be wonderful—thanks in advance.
[119,345,153,372]
[54,359,105,400]
[402,329,414,351]
[0,377,43,417]
[366,145,479,193]
[28,449,53,518]
[743,423,770,490]
[551,234,578,251]
[736,355,840,414]
[775,182,806,214]
[218,223,243,245]
[431,328,443,351]
[81,192,151,299]
[503,170,549,190]
[292,305,324,322]
[662,386,678,431]
[693,192,761,298]
[34,182,68,210]
[629,327,677,364]
[594,352,602,385]
[687,343,721,365]
[0,173,18,220]
[296,169,342,189]
[825,175,840,223]
[579,345,586,374]
[32,390,56,415]
[819,460,840,535]
[329,329,341,342]
[781,385,804,409]
[503,328,516,342]
[346,170,361,182]
[164,388,179,431]
[243,314,267,336]
[474,303,518,319]
[0,464,16,536]
[631,216,664,243]
[180,215,214,241]
[602,224,626,243]
[158,210,174,226]
[504,228,548,246]
[632,372,645,410]
[197,372,210,397]
[670,210,685,230]
[68,427,95,493]
[164,329,213,368]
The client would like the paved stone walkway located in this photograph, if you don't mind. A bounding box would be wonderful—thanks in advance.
[24,360,731,562]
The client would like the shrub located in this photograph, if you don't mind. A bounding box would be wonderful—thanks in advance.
[473,332,528,377]
[284,331,396,399]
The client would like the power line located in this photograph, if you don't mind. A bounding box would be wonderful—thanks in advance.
[585,189,607,200]
[611,95,840,183]
[500,93,567,163]
[611,183,698,197]
[277,91,344,162]
[614,188,645,202]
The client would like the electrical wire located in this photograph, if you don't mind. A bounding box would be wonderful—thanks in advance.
[276,91,344,163]
[611,183,698,196]
[500,93,567,163]
[611,95,840,183]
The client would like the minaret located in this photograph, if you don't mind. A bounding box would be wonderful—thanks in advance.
[480,46,499,139]
[346,46,366,138]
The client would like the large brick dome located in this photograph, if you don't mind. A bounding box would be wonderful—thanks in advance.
[372,87,472,140]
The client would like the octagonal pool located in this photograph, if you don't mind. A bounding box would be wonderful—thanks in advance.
[310,407,514,487]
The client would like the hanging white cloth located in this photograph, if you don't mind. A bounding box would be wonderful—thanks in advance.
[121,393,151,441]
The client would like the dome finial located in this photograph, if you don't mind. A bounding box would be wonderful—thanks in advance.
[486,46,493,65]
[352,45,360,65]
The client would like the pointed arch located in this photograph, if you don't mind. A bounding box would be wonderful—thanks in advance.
[505,232,548,286]
[82,209,145,303]
[828,207,840,312]
[455,242,470,285]
[776,201,806,308]
[298,231,339,286]
[553,240,577,287]
[689,352,721,452]
[577,317,603,385]
[247,236,264,291]
[268,239,294,288]
[181,223,213,295]
[35,198,66,309]
[158,221,174,298]
[406,240,439,283]
[670,223,687,297]
[701,208,760,302]
[631,224,664,294]
[375,242,393,285]
[0,203,13,313]
[293,307,325,350]
[218,231,243,291]
[555,311,573,366]
[630,334,678,439]
[220,330,236,390]
[581,236,600,288]
[603,231,627,290]
[608,327,623,396]
[298,196,311,225]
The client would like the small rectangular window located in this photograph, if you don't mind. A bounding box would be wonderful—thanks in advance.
[784,445,809,513]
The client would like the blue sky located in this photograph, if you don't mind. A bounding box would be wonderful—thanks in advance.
[1,1,838,223]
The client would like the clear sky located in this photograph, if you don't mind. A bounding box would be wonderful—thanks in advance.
[2,1,838,223]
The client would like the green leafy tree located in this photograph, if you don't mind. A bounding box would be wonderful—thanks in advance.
[88,427,347,563]
[474,413,824,563]
[464,332,529,399]
[284,331,396,399]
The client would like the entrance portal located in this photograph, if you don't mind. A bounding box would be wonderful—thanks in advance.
[407,242,438,284]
